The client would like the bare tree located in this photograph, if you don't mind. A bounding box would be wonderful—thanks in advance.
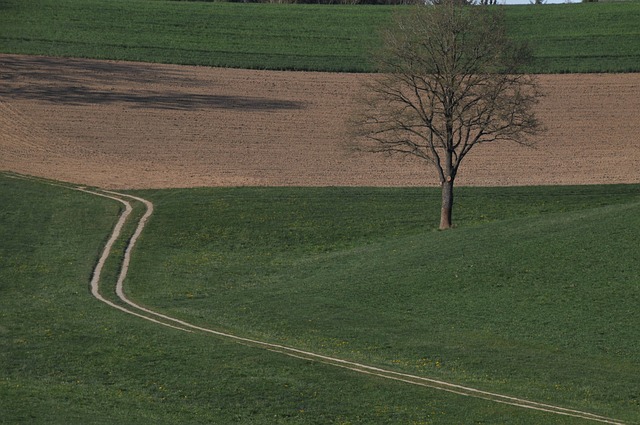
[356,1,542,229]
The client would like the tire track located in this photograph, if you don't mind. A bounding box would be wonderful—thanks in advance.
[6,173,627,424]
[82,184,627,425]
[77,187,192,333]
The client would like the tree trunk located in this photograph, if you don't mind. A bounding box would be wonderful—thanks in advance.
[440,178,454,230]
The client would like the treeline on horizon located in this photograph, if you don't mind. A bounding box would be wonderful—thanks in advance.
[174,0,425,4]
[170,0,612,4]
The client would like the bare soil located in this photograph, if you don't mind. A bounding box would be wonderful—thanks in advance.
[2,54,639,189]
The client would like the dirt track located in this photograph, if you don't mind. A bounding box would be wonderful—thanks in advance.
[1,54,639,189]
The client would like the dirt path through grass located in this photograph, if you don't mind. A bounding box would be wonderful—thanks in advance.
[60,179,623,425]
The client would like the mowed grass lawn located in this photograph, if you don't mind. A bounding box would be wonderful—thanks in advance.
[1,0,640,72]
[2,173,639,423]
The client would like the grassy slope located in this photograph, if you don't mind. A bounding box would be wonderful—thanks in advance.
[507,2,640,73]
[1,0,640,73]
[126,185,640,423]
[3,174,613,424]
[2,1,639,422]
[0,0,386,72]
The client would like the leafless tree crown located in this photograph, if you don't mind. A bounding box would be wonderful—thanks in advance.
[357,3,541,186]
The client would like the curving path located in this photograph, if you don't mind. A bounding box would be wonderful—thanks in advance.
[65,180,626,425]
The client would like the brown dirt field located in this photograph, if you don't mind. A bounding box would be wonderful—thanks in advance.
[1,53,639,189]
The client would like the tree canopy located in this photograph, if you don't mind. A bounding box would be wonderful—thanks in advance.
[356,2,542,229]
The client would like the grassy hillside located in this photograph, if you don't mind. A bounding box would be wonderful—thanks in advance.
[1,0,640,72]
[2,175,639,423]
[128,185,640,423]
[507,2,640,73]
[0,0,386,72]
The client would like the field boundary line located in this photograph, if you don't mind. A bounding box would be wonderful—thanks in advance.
[5,173,627,425]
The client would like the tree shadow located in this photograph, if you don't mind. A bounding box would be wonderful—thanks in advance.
[0,54,306,111]
[0,85,305,111]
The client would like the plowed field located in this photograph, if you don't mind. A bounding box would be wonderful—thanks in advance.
[2,54,639,189]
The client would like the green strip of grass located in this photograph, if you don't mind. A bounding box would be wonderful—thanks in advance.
[507,2,640,73]
[0,0,387,72]
[1,0,640,72]
[5,174,611,424]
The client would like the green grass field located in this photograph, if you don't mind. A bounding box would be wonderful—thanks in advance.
[1,0,640,72]
[2,0,640,422]
[2,174,639,423]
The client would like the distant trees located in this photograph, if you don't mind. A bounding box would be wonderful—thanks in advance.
[354,1,542,229]
[429,0,497,4]
[222,0,501,4]
[229,0,425,4]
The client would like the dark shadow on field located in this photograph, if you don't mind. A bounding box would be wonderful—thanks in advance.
[0,85,305,111]
[0,54,305,111]
[0,54,197,86]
